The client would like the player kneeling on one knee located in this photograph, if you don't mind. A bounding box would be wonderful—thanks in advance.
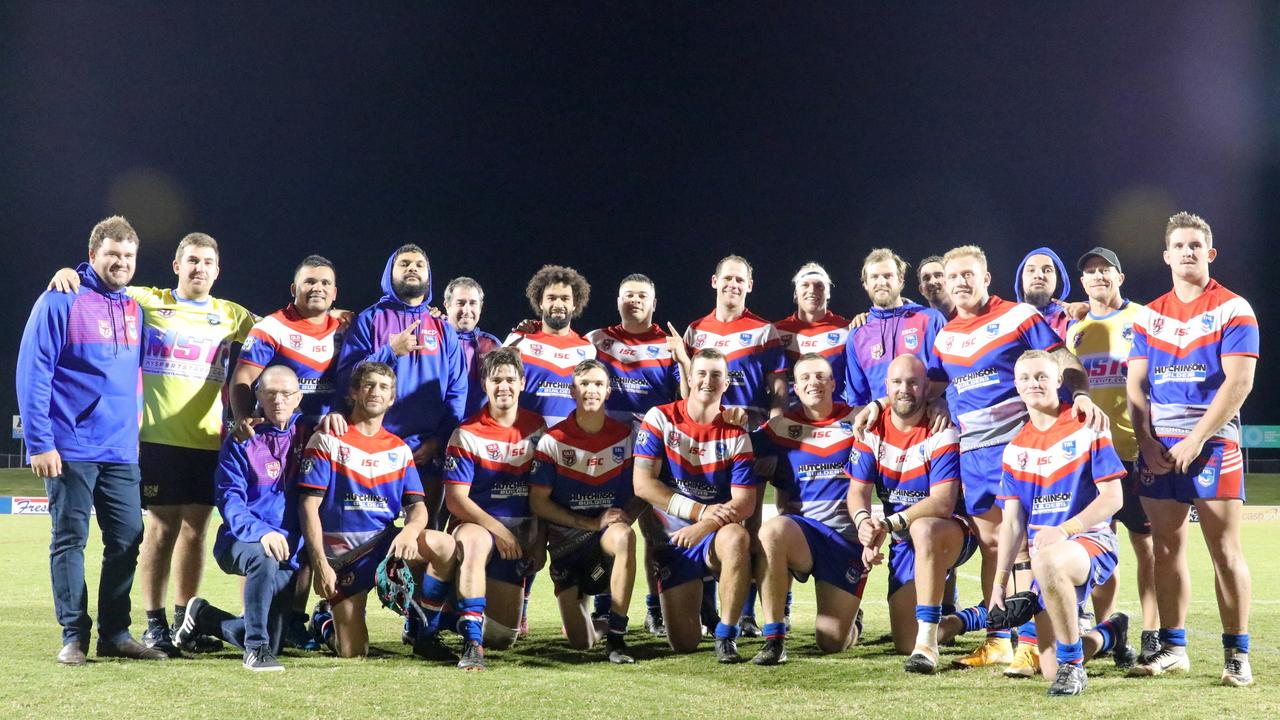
[633,349,759,663]
[990,351,1128,697]
[847,354,977,673]
[297,363,457,659]
[530,359,643,663]
[443,348,547,670]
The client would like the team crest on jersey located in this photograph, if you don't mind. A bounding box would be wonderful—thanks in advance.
[388,452,398,465]
[601,339,614,350]
[903,328,918,350]
[576,348,587,359]
[443,455,459,472]
[613,446,625,462]
[124,315,138,340]
[338,446,351,463]
[646,345,660,357]
[788,425,801,439]
[839,421,853,433]
[97,319,112,338]
[1073,332,1085,348]
[695,333,707,346]
[207,313,222,326]
[531,343,544,357]
[715,441,727,459]
[242,336,256,351]
[561,449,576,466]
[1200,313,1215,332]
[301,457,315,474]
[738,333,753,347]
[985,322,1000,338]
[422,334,439,352]
[265,460,282,479]
[1151,317,1164,335]
[919,445,928,462]
[944,336,955,351]
[848,448,859,463]
[485,442,501,460]
[1121,324,1133,343]
[666,430,680,448]
[289,333,303,350]
[157,309,175,318]
[1017,451,1029,469]
[780,334,793,347]
[636,430,651,447]
[870,344,883,359]
[827,332,841,345]
[1061,440,1077,459]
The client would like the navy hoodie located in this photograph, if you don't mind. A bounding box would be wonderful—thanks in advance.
[1014,246,1072,339]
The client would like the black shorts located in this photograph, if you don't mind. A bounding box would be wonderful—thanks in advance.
[1113,461,1151,535]
[549,532,612,597]
[139,442,219,507]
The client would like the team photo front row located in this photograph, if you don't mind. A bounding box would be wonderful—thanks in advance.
[15,211,1256,696]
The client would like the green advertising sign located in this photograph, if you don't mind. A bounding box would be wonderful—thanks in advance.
[1242,425,1280,449]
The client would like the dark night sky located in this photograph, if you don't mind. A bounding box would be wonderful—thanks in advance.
[2,2,1277,442]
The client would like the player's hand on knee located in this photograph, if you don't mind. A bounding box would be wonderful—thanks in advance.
[493,526,522,560]
[389,528,423,562]
[861,544,884,568]
[703,503,736,526]
[314,563,338,598]
[598,508,628,529]
[670,524,708,549]
[260,531,290,562]
[988,583,1007,612]
[30,449,62,478]
[1028,524,1066,551]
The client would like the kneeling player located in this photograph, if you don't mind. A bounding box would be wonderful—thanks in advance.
[992,350,1131,696]
[444,348,547,670]
[297,362,458,658]
[633,349,757,662]
[531,359,641,663]
[847,355,978,673]
[751,354,867,664]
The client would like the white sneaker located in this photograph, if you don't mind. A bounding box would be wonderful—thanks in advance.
[1221,650,1254,687]
[1127,646,1190,677]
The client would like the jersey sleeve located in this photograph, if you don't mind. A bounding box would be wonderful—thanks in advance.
[843,437,877,485]
[1221,298,1260,358]
[442,428,476,486]
[728,431,756,487]
[529,433,557,488]
[633,408,665,459]
[922,311,949,382]
[842,332,871,406]
[1021,312,1064,352]
[1128,307,1150,361]
[238,320,280,369]
[296,433,335,495]
[400,454,425,502]
[761,323,787,374]
[996,445,1018,504]
[613,442,635,508]
[230,301,256,343]
[15,291,71,456]
[1089,429,1127,484]
[927,428,961,487]
[214,437,279,542]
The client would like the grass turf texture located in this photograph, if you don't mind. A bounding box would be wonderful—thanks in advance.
[2,515,1279,716]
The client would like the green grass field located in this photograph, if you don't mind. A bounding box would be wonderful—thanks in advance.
[1,469,1278,718]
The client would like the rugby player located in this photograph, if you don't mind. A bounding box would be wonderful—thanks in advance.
[530,359,640,663]
[847,355,977,674]
[750,354,866,664]
[443,276,502,419]
[297,362,458,658]
[20,217,164,663]
[177,366,309,671]
[632,349,757,662]
[444,348,547,670]
[333,245,468,532]
[992,350,1131,696]
[1126,212,1257,686]
[586,273,682,635]
[50,232,256,656]
[1066,247,1158,661]
[773,262,851,404]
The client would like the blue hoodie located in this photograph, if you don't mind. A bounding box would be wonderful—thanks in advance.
[1014,246,1072,339]
[16,263,144,463]
[334,250,468,452]
[213,413,310,567]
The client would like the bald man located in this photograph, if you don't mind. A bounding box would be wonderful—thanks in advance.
[847,355,979,674]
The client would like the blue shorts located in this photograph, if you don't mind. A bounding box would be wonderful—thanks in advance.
[651,531,718,592]
[960,444,1005,516]
[789,515,867,598]
[1137,438,1245,504]
[886,514,979,599]
[486,517,542,587]
[1031,530,1119,607]
[328,528,396,603]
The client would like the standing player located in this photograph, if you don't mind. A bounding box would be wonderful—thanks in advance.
[530,359,640,663]
[1126,212,1257,686]
[844,248,947,408]
[49,232,256,656]
[992,350,1130,696]
[772,263,851,404]
[177,366,309,671]
[586,273,682,635]
[847,355,978,674]
[917,255,954,320]
[443,348,547,670]
[750,354,866,665]
[297,362,458,658]
[1065,247,1158,660]
[19,217,164,663]
[334,244,468,531]
[443,276,502,419]
[1014,247,1074,340]
[632,349,757,662]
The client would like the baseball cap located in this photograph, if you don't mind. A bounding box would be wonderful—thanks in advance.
[1077,246,1122,273]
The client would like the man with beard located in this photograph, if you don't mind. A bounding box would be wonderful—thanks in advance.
[1015,248,1074,340]
[333,244,468,532]
[443,277,502,419]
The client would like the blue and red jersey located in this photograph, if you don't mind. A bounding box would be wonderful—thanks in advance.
[753,404,859,539]
[773,311,851,403]
[16,263,143,463]
[214,414,312,563]
[683,310,785,425]
[503,327,597,428]
[843,302,946,406]
[531,414,634,517]
[587,323,681,425]
[443,408,545,521]
[634,400,755,535]
[845,412,961,517]
[1130,280,1258,444]
[930,296,1063,451]
[296,423,424,557]
[238,304,344,418]
[998,407,1126,547]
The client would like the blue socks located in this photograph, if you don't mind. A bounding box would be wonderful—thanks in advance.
[458,597,486,644]
[1223,633,1249,654]
[1056,640,1084,665]
[956,605,988,634]
[714,622,739,640]
[608,612,628,637]
[763,622,786,639]
[915,605,942,625]
[1093,618,1117,654]
[1018,619,1037,644]
[594,594,611,616]
[415,574,452,636]
[741,583,758,618]
[646,594,660,611]
[1160,627,1187,647]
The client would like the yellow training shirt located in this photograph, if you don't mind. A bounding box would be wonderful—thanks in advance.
[1065,300,1142,461]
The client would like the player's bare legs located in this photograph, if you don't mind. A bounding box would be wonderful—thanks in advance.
[659,580,705,653]
[604,523,637,619]
[1141,498,1191,632]
[970,506,1001,603]
[755,516,805,631]
[172,504,213,605]
[1195,499,1250,634]
[814,583,861,654]
[889,518,963,655]
[330,591,370,658]
[140,507,182,611]
[454,523,493,603]
[708,523,750,630]
[1130,532,1159,633]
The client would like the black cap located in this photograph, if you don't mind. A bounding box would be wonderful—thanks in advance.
[1077,246,1122,273]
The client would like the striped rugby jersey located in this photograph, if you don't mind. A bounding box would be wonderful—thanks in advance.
[684,310,785,424]
[531,415,634,549]
[443,408,545,520]
[297,424,423,557]
[773,311,851,403]
[238,305,344,418]
[586,324,681,425]
[634,400,755,535]
[754,404,860,541]
[930,296,1062,451]
[998,407,1126,547]
[1065,300,1142,460]
[504,328,597,428]
[845,411,961,518]
[1129,280,1258,443]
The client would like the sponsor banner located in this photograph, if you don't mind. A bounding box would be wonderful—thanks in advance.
[11,415,22,440]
